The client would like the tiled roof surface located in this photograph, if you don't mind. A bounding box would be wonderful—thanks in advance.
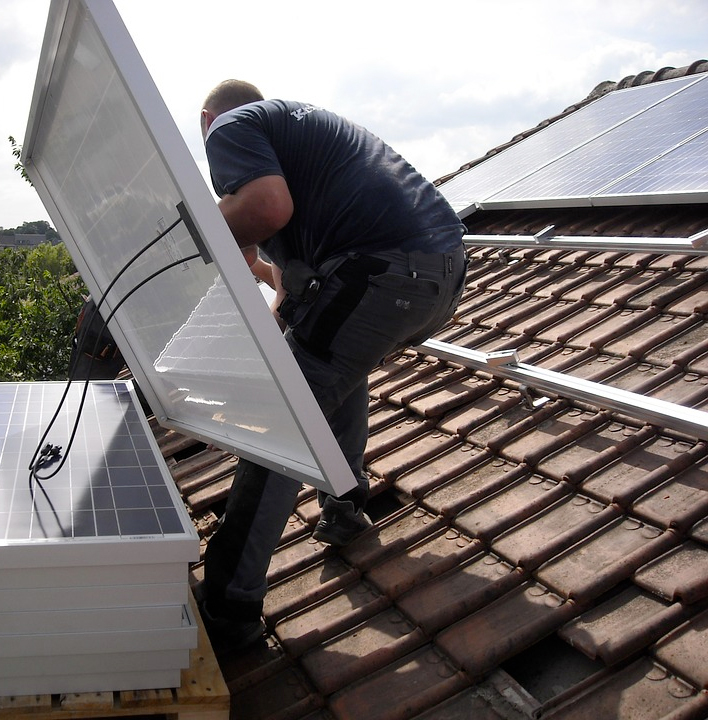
[156,62,708,719]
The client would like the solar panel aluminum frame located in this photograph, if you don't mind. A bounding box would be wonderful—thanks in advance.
[462,230,708,255]
[418,339,708,441]
[21,0,356,495]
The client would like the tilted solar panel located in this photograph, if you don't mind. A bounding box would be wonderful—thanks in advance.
[22,0,355,495]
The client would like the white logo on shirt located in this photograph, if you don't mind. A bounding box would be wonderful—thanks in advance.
[290,104,319,121]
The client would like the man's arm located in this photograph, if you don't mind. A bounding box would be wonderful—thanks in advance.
[218,175,293,249]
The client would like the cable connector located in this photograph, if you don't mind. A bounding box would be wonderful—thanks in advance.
[36,443,62,467]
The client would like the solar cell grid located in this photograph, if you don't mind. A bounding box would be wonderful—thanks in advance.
[439,73,708,214]
[0,382,189,543]
[488,73,708,203]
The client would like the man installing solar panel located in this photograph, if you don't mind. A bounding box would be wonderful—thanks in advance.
[197,79,466,650]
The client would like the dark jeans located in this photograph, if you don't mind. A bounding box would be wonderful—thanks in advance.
[204,244,467,616]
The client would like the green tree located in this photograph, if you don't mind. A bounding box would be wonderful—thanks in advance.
[8,135,31,186]
[0,243,86,380]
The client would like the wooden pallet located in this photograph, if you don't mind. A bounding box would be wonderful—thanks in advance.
[0,593,230,720]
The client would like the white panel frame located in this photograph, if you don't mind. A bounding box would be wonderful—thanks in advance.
[22,0,356,495]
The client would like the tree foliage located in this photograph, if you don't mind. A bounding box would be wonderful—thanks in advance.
[8,135,31,186]
[0,242,86,381]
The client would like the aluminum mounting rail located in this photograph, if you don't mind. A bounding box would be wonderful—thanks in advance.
[417,338,708,441]
[463,226,708,255]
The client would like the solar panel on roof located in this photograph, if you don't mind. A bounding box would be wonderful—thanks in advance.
[440,73,708,216]
[22,0,356,495]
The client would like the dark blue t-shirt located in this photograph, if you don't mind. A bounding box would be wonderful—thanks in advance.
[205,100,465,268]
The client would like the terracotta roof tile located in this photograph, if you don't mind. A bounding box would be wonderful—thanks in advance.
[364,414,435,464]
[218,635,289,694]
[534,305,616,346]
[387,363,468,413]
[229,665,322,720]
[632,458,708,533]
[539,421,650,484]
[558,586,688,665]
[603,313,699,360]
[300,608,427,695]
[483,400,568,454]
[580,436,704,508]
[267,534,333,586]
[542,657,708,719]
[410,689,507,720]
[397,553,522,635]
[422,456,526,519]
[569,307,660,352]
[264,557,360,624]
[454,474,571,543]
[436,386,520,437]
[561,267,637,304]
[340,506,445,572]
[536,519,678,603]
[406,372,498,419]
[366,529,481,598]
[653,608,708,690]
[435,582,576,680]
[395,445,488,498]
[645,371,708,408]
[495,407,607,467]
[634,541,708,604]
[368,351,420,391]
[491,495,620,571]
[632,270,708,311]
[327,646,468,720]
[367,429,459,482]
[369,358,441,404]
[275,580,390,657]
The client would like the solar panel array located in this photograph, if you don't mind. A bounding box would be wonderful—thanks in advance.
[0,381,199,694]
[440,73,708,216]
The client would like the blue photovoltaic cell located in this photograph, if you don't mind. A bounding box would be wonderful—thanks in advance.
[0,382,190,542]
[488,73,708,203]
[439,73,707,213]
[600,128,708,196]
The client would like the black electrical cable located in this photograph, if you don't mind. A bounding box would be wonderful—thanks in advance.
[28,216,184,477]
[28,238,200,488]
[30,250,201,484]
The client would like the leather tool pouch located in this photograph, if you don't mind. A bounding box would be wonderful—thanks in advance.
[277,259,324,326]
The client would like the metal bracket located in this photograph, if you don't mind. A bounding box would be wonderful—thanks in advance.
[519,384,551,410]
[533,225,556,243]
[177,201,213,265]
[485,350,520,367]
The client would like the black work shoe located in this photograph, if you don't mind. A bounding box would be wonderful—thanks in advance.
[312,496,373,547]
[198,600,265,652]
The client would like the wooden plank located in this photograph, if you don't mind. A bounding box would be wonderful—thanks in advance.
[56,692,114,714]
[0,694,52,712]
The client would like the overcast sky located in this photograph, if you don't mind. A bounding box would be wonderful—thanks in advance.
[1,0,706,229]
